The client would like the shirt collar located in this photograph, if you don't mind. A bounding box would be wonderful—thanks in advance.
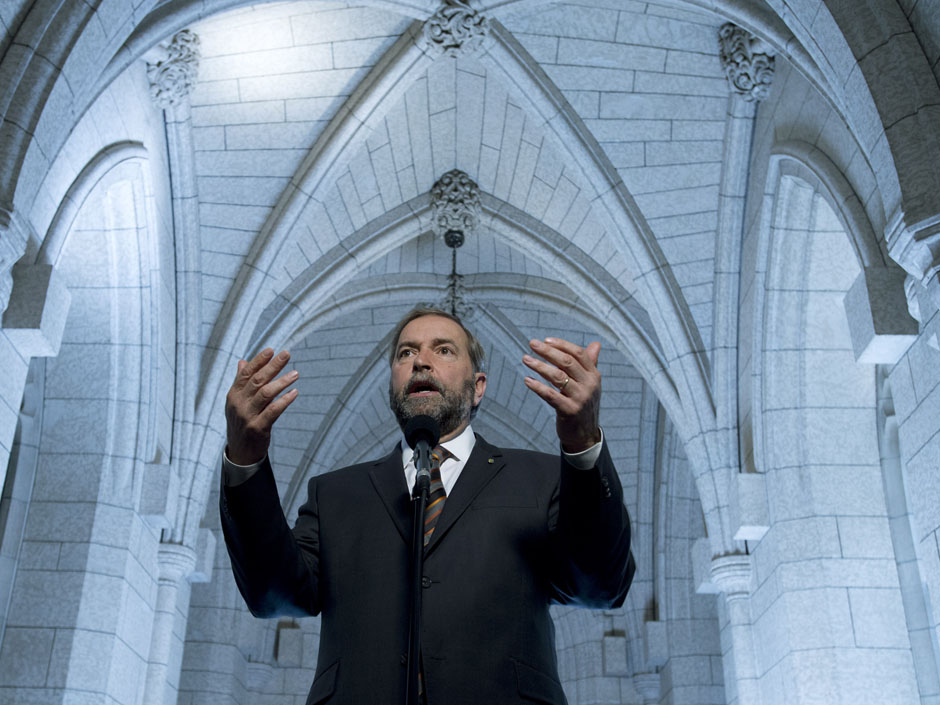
[399,423,476,466]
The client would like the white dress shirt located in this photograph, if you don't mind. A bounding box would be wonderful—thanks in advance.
[400,423,476,496]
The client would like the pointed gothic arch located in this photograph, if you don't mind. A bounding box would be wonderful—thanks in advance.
[188,13,716,510]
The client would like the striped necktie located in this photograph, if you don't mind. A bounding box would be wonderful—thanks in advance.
[423,445,452,547]
[418,445,453,702]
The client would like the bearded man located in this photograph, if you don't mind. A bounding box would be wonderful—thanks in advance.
[221,307,635,705]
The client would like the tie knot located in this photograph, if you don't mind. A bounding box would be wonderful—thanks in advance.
[430,445,454,466]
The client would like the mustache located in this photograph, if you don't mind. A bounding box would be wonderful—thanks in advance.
[404,375,443,395]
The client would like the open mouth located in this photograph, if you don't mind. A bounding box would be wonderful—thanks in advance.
[407,379,441,397]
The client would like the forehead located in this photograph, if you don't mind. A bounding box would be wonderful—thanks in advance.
[397,315,467,347]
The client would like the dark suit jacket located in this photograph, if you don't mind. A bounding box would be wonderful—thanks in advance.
[221,435,634,705]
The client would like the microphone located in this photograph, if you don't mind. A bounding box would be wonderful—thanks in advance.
[404,415,440,499]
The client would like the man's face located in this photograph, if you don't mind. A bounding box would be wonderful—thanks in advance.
[389,315,486,441]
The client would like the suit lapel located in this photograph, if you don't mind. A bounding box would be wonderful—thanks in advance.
[368,446,410,544]
[425,436,504,555]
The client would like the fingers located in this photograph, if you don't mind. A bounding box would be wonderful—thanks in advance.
[533,338,597,378]
[584,341,601,367]
[522,336,599,412]
[522,336,603,452]
[237,348,293,389]
[235,348,274,384]
[522,354,570,389]
[522,374,579,414]
[254,365,296,406]
[225,348,298,465]
[258,386,299,426]
[227,350,297,415]
[233,350,296,403]
[522,337,600,388]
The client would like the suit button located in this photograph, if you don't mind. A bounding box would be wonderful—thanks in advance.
[400,654,407,666]
[421,576,432,588]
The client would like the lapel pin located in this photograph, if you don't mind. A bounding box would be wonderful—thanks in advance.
[488,458,494,464]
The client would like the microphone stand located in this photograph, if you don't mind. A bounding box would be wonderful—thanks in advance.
[406,442,432,705]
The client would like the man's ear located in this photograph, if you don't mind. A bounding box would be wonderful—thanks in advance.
[474,372,487,405]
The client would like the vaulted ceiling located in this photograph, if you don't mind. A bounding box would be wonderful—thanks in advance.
[178,0,734,507]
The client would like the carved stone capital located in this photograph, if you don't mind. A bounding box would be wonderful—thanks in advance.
[147,30,201,109]
[633,672,661,704]
[904,274,923,323]
[710,553,752,601]
[887,212,940,317]
[718,23,775,102]
[246,661,274,690]
[157,542,196,584]
[423,0,490,57]
[431,169,481,239]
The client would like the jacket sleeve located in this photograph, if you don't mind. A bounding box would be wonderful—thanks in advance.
[548,440,636,608]
[220,456,322,618]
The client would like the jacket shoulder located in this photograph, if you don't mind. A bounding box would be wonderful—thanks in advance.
[475,434,557,464]
[306,447,399,488]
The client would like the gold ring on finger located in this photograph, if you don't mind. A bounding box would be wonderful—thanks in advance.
[559,376,570,391]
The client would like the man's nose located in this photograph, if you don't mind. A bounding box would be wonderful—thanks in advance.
[412,349,431,369]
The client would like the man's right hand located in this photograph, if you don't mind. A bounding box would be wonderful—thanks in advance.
[225,348,299,466]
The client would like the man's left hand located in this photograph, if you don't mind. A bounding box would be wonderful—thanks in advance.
[523,337,602,453]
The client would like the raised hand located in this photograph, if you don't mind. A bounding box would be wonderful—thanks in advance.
[225,348,299,465]
[522,337,602,453]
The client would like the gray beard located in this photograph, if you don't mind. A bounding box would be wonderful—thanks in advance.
[390,377,476,438]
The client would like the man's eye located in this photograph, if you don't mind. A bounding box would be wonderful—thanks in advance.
[398,349,413,358]
[439,347,453,355]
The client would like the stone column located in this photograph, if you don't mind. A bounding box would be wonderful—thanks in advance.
[712,554,760,705]
[144,543,196,705]
[141,28,202,542]
[713,20,773,492]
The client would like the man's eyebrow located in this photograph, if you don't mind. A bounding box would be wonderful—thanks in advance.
[396,337,461,350]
